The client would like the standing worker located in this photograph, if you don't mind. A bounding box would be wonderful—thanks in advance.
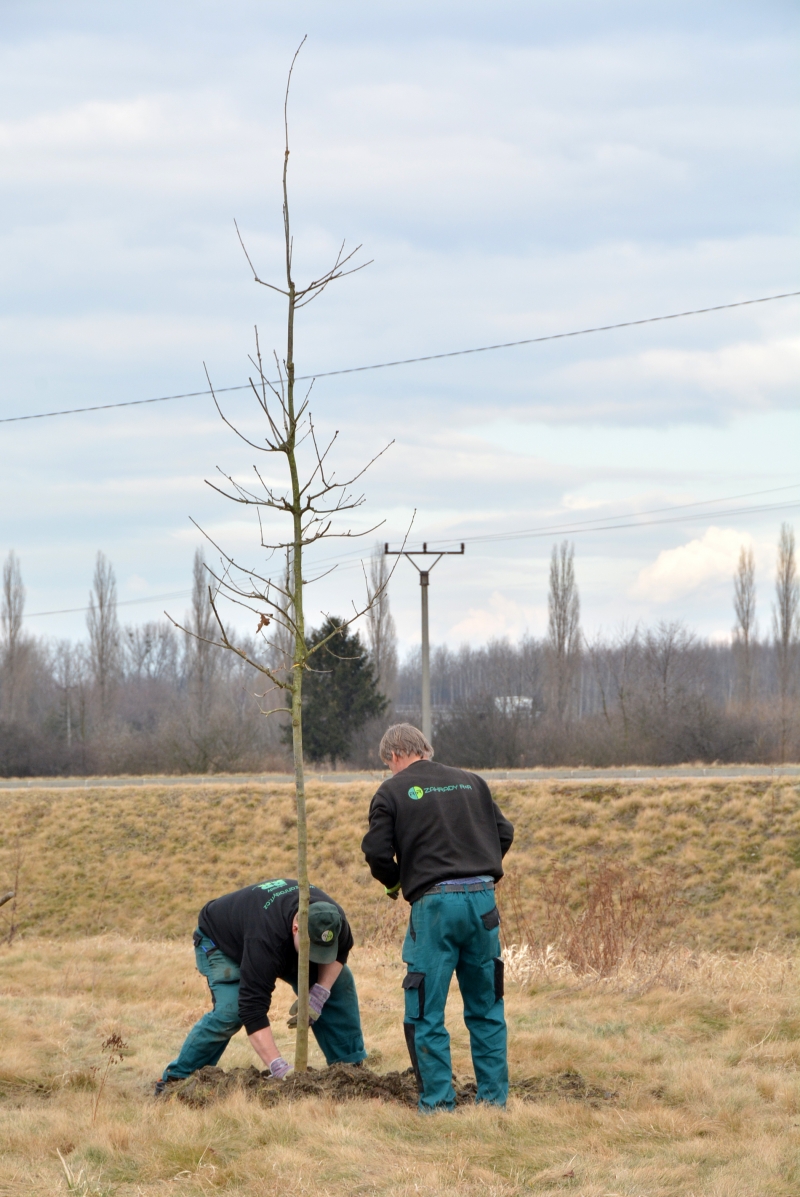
[156,878,366,1093]
[361,723,514,1111]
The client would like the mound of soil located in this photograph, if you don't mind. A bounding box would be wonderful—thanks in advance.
[171,1063,420,1108]
[512,1070,616,1107]
[165,1063,615,1109]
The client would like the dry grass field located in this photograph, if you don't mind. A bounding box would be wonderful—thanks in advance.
[1,937,798,1196]
[0,778,799,1195]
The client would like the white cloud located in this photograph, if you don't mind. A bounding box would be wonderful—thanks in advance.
[632,526,753,603]
[447,591,542,645]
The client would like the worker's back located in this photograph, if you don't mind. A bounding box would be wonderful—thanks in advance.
[362,759,514,903]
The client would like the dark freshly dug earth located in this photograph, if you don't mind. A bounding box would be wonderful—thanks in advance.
[165,1063,615,1108]
[170,1063,420,1108]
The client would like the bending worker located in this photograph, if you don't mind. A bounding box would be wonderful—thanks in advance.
[156,878,366,1093]
[362,723,514,1111]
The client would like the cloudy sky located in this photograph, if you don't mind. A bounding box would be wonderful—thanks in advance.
[1,0,798,653]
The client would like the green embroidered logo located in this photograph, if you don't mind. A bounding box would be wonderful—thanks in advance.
[321,930,334,942]
[255,880,287,891]
[408,785,424,800]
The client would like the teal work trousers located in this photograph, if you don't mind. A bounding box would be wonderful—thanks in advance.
[402,885,507,1111]
[162,931,366,1080]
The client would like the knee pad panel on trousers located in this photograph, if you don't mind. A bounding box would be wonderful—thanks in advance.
[403,1023,423,1093]
[494,957,504,1001]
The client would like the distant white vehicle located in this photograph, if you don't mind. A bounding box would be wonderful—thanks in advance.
[493,696,534,715]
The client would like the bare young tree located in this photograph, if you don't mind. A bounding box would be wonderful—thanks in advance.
[365,544,398,702]
[86,551,120,718]
[1,550,25,722]
[547,540,581,721]
[167,43,399,1068]
[733,544,757,710]
[772,523,799,761]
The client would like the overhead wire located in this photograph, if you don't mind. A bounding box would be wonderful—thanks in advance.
[13,287,800,617]
[26,490,800,620]
[26,589,192,620]
[1,289,798,425]
[276,480,800,574]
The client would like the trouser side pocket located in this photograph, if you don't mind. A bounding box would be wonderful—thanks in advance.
[402,971,425,1020]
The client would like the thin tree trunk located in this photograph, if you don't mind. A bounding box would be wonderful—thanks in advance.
[283,135,311,1068]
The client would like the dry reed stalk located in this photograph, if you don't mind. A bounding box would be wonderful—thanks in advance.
[90,1033,128,1127]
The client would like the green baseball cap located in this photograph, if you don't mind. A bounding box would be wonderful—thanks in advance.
[308,901,342,963]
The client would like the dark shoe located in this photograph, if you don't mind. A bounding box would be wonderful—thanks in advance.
[153,1077,179,1098]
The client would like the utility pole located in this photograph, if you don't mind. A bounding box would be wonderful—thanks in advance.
[384,543,465,742]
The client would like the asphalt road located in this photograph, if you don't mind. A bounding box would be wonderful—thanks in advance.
[1,765,798,790]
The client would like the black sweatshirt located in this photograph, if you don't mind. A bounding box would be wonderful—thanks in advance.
[198,879,353,1035]
[361,760,514,904]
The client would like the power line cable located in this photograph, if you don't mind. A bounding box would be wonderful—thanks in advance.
[26,588,192,620]
[428,485,800,547]
[24,484,800,619]
[1,289,797,425]
[311,495,800,583]
[463,498,800,545]
[304,481,800,569]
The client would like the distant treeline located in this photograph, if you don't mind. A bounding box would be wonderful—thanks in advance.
[0,529,798,775]
[396,629,797,768]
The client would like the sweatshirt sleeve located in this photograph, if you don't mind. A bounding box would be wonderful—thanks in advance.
[336,917,354,964]
[493,802,515,858]
[361,790,401,890]
[237,936,279,1035]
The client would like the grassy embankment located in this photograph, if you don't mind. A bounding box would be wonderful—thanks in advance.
[1,777,799,947]
[0,779,798,1196]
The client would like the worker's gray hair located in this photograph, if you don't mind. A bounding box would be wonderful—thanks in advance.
[379,723,433,763]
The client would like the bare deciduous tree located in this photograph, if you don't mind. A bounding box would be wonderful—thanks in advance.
[589,624,640,746]
[733,544,757,710]
[365,545,398,701]
[182,549,220,770]
[87,551,120,717]
[547,540,581,721]
[772,523,799,761]
[124,621,178,683]
[167,43,400,1068]
[1,551,25,722]
[53,639,85,752]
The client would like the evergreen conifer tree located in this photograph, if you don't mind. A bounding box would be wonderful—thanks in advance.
[297,618,387,765]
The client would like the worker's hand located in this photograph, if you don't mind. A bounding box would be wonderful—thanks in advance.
[385,883,401,901]
[287,984,330,1028]
[268,1056,292,1080]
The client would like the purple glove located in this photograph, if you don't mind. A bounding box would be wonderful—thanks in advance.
[269,1056,292,1080]
[287,984,332,1027]
[308,983,331,1020]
